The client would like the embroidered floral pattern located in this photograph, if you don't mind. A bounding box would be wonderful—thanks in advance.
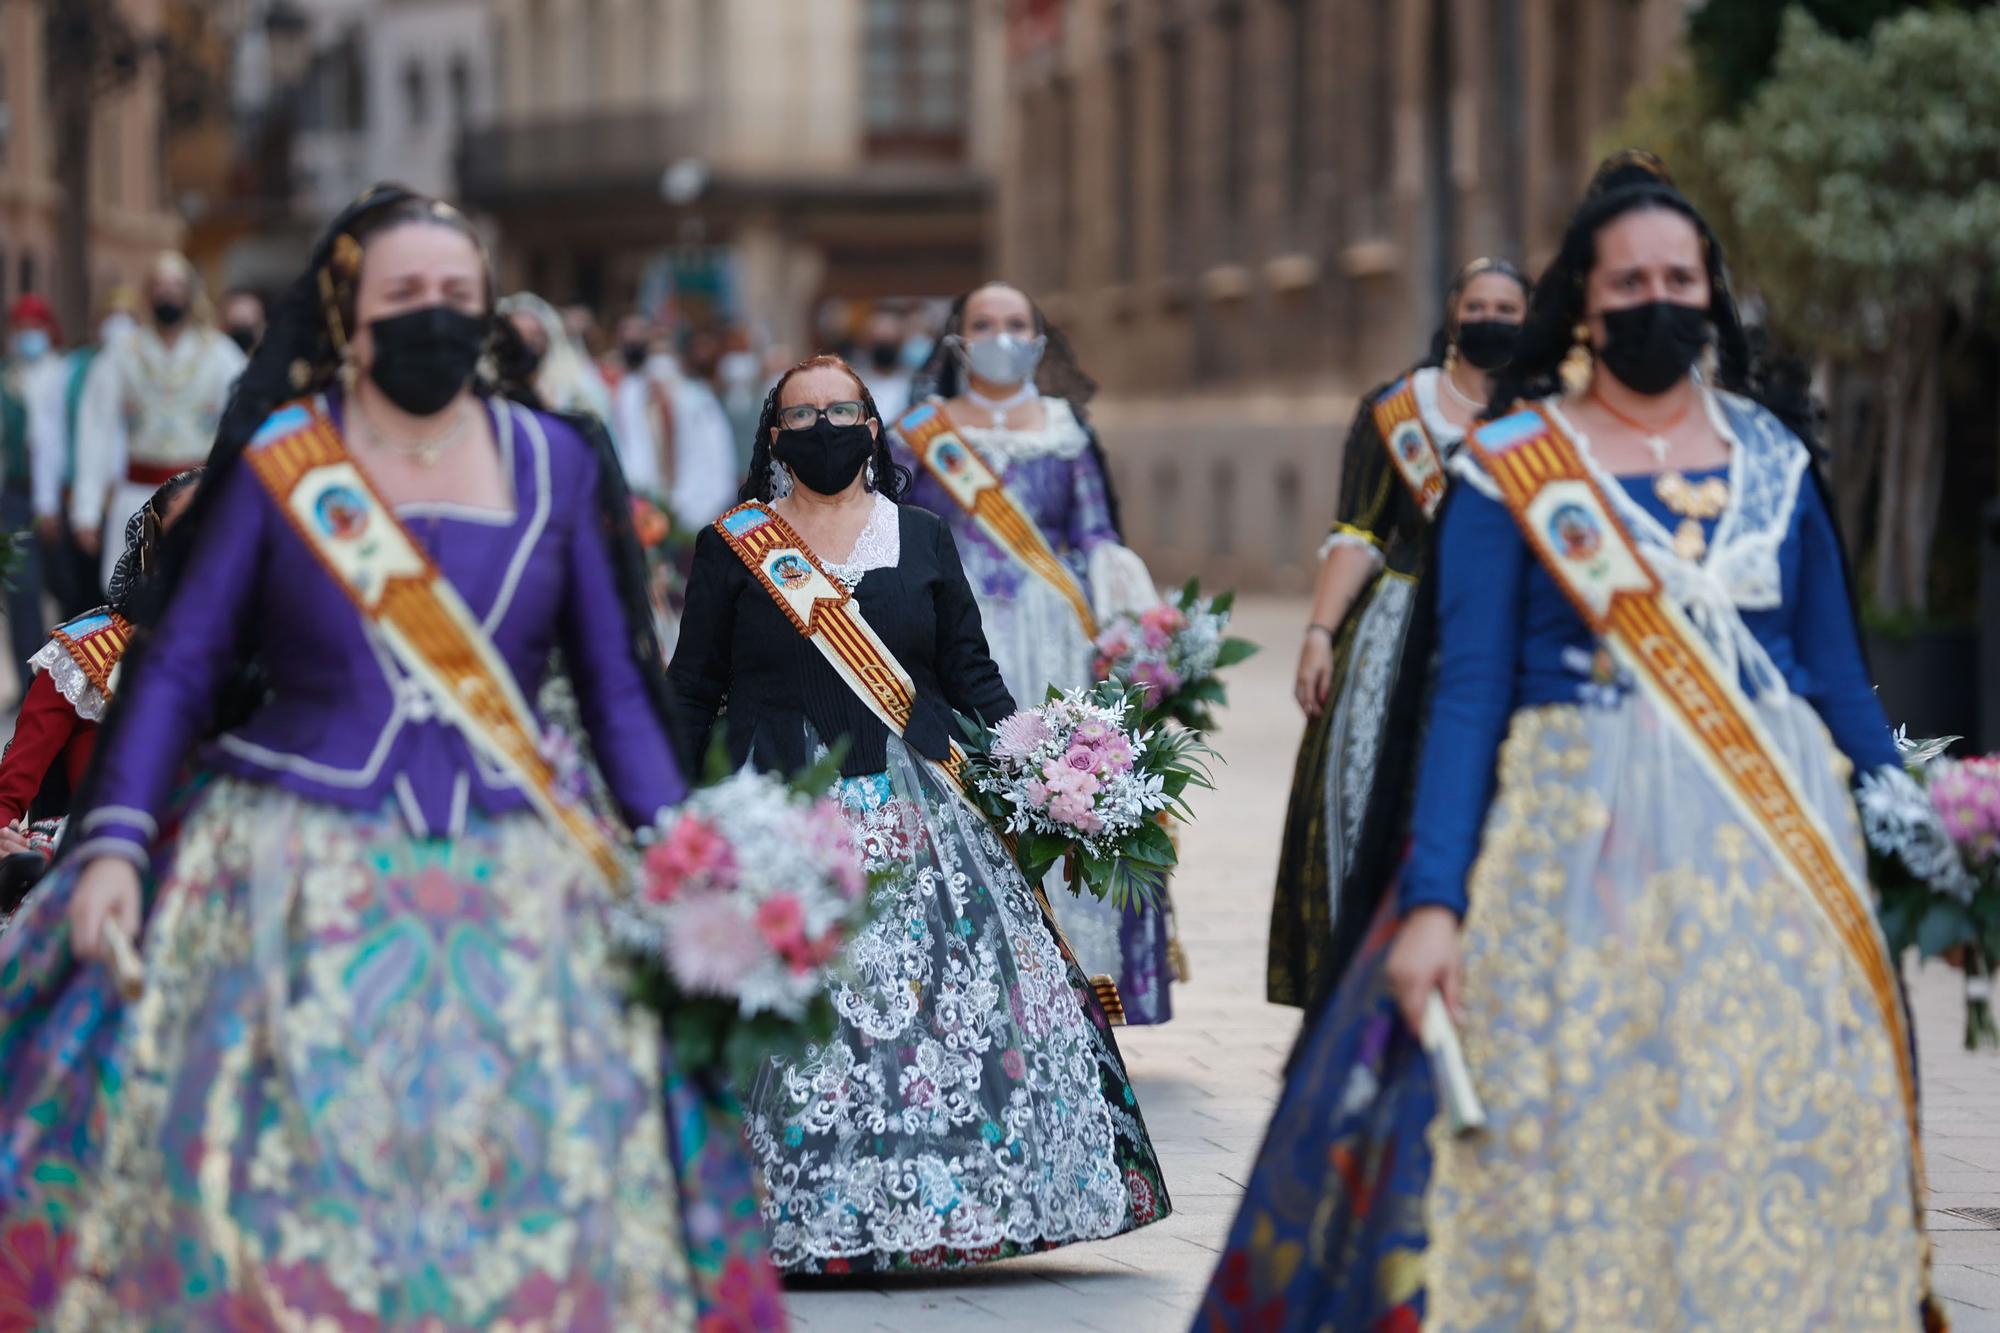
[1425,702,1925,1331]
[744,747,1167,1272]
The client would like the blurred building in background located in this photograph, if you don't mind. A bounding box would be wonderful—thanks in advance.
[0,0,183,324]
[462,0,1003,349]
[1003,0,1687,589]
[175,0,497,295]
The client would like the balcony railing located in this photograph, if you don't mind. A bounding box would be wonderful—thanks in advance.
[457,108,707,205]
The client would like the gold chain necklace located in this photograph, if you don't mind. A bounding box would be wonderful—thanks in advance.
[356,396,472,468]
[1654,469,1730,562]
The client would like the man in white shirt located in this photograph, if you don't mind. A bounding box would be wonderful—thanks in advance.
[72,252,246,588]
[606,314,673,498]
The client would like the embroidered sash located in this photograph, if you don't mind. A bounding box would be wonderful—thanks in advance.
[714,501,967,787]
[1371,377,1449,519]
[715,501,1126,1020]
[896,402,1098,638]
[243,401,624,885]
[1464,405,1922,1172]
[49,611,133,703]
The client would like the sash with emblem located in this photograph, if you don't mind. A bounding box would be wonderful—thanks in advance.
[1371,377,1449,519]
[713,499,1127,1022]
[242,400,624,885]
[896,401,1099,637]
[1463,404,1924,1185]
[48,611,134,706]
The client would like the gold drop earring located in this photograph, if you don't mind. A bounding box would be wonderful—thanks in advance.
[1559,321,1594,396]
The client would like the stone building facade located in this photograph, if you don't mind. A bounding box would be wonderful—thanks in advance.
[465,0,1008,349]
[1000,0,1687,588]
[0,0,184,324]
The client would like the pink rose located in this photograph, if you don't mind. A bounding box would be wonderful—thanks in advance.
[1061,745,1098,773]
[754,894,807,955]
[643,816,736,904]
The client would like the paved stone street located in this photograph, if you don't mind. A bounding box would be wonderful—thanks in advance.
[789,597,2000,1332]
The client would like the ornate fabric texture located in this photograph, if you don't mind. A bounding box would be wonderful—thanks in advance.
[0,778,772,1332]
[26,639,107,722]
[745,740,1168,1272]
[1425,700,1925,1332]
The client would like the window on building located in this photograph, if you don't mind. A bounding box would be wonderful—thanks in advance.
[1284,0,1313,225]
[18,253,36,299]
[1491,0,1526,258]
[1162,27,1189,272]
[1219,4,1249,257]
[1051,77,1075,291]
[405,61,429,128]
[1363,0,1395,236]
[0,57,11,168]
[449,56,472,125]
[863,0,970,157]
[1111,49,1138,284]
[1547,0,1582,220]
[340,33,369,132]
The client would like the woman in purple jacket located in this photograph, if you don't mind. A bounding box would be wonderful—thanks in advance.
[0,187,783,1330]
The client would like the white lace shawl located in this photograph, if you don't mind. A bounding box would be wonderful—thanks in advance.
[954,397,1093,465]
[27,638,110,722]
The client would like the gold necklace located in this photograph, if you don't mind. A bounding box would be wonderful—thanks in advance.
[357,396,472,468]
[1654,469,1730,562]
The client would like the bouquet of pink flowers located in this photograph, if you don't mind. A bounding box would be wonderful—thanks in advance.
[962,682,1214,908]
[1862,734,2000,1049]
[614,757,879,1075]
[1091,581,1258,733]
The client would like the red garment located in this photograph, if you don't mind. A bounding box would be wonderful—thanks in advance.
[0,671,94,824]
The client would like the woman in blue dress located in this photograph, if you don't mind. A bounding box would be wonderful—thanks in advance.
[1199,160,1950,1331]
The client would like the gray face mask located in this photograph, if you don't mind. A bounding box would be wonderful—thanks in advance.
[948,332,1046,388]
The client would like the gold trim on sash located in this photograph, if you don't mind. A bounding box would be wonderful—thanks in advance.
[1371,377,1450,520]
[713,500,1124,1019]
[242,400,624,886]
[896,401,1099,638]
[1463,404,1925,1191]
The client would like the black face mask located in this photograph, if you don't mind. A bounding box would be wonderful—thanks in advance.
[367,305,487,417]
[869,341,901,373]
[1597,301,1709,396]
[1455,320,1521,372]
[225,325,258,354]
[621,343,649,372]
[152,301,187,329]
[774,418,876,497]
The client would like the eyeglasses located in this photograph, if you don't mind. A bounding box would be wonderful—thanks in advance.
[777,400,868,431]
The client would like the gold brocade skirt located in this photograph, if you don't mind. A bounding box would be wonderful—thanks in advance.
[1425,700,1927,1332]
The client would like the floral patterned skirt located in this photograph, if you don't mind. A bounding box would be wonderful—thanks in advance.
[743,741,1169,1273]
[0,776,782,1332]
[1428,700,1928,1331]
[1197,894,1434,1333]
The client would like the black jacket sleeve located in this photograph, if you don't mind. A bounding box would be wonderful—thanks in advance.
[664,525,739,775]
[929,518,1017,726]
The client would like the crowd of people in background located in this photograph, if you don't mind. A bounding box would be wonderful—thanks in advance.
[0,256,944,706]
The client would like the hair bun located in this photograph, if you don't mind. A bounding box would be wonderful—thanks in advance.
[1585,148,1677,199]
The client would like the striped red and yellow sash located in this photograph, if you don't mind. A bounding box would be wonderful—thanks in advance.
[896,401,1098,638]
[49,612,133,701]
[1464,404,1924,1187]
[714,501,966,788]
[1371,377,1450,519]
[242,400,623,885]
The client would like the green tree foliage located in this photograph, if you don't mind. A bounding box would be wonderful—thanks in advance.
[1688,0,1997,110]
[1711,9,2000,614]
[1610,8,2000,616]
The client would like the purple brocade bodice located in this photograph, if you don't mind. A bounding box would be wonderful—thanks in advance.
[74,394,686,869]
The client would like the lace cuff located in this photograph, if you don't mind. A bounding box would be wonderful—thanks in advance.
[28,640,109,722]
[1317,524,1385,564]
[1856,764,1975,901]
[1087,543,1158,621]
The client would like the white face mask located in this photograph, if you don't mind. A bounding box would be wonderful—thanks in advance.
[948,332,1045,388]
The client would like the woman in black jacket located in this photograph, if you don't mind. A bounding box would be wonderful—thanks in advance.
[666,355,1168,1275]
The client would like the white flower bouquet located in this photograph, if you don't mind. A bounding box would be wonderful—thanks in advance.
[1090,581,1258,733]
[961,682,1214,909]
[613,756,879,1075]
